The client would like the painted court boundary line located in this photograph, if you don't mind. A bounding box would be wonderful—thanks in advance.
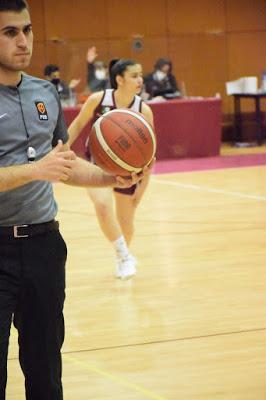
[64,354,169,400]
[153,178,266,201]
[63,325,266,400]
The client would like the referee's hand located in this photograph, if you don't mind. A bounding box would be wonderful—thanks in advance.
[115,158,155,188]
[32,140,76,182]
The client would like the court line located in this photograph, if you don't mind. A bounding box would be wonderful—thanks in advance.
[62,326,266,399]
[9,326,266,363]
[61,326,266,357]
[153,178,266,201]
[64,354,169,400]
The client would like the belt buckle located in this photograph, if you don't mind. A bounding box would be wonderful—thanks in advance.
[14,225,29,238]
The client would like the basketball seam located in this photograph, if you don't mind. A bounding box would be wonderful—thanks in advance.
[107,109,156,157]
[106,115,149,165]
[93,118,142,173]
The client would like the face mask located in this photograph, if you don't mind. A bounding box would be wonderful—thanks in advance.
[95,69,106,81]
[155,70,167,81]
[51,78,60,86]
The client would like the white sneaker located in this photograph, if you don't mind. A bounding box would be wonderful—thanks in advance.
[116,255,137,280]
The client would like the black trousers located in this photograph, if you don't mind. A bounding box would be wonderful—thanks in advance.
[0,230,67,400]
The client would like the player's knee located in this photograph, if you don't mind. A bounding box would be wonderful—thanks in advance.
[132,196,140,208]
[94,202,112,220]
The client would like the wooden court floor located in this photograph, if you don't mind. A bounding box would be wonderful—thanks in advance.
[7,161,266,399]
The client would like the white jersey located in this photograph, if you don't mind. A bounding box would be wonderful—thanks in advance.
[92,89,143,122]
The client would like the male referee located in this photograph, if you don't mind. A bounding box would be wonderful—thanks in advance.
[0,1,145,399]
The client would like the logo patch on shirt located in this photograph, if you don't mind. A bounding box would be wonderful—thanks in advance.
[35,101,48,120]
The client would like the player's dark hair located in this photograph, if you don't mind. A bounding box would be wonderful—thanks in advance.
[44,64,60,77]
[0,0,29,12]
[109,59,137,89]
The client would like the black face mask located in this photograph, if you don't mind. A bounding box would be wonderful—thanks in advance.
[51,78,60,86]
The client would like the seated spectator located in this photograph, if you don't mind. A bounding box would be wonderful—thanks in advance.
[144,58,180,99]
[44,64,80,107]
[86,46,109,92]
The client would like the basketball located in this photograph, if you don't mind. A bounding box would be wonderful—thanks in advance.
[88,109,156,176]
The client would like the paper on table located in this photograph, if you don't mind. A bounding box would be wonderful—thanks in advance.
[226,76,258,95]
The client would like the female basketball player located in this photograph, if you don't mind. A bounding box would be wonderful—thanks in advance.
[68,59,154,280]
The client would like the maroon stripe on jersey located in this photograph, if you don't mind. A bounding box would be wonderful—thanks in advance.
[91,91,116,125]
[91,89,142,125]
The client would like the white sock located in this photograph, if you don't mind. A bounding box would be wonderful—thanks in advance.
[112,235,129,260]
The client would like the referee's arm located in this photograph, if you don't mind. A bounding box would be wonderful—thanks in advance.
[0,141,74,192]
[61,142,147,190]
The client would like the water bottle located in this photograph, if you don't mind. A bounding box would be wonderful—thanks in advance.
[261,72,266,93]
[69,88,77,107]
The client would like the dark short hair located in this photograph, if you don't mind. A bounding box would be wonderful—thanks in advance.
[154,58,172,72]
[94,61,106,69]
[0,0,29,12]
[109,59,138,89]
[44,64,60,77]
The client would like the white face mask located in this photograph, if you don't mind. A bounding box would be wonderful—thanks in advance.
[95,69,107,80]
[154,70,167,81]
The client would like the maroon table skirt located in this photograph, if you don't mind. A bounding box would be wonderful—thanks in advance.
[64,98,222,160]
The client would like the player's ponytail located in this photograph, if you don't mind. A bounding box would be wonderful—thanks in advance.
[109,59,137,89]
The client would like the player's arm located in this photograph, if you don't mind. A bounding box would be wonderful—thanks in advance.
[141,102,154,128]
[131,102,156,203]
[67,91,103,146]
[141,102,155,170]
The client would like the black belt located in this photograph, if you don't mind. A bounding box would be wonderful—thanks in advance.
[0,220,59,239]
